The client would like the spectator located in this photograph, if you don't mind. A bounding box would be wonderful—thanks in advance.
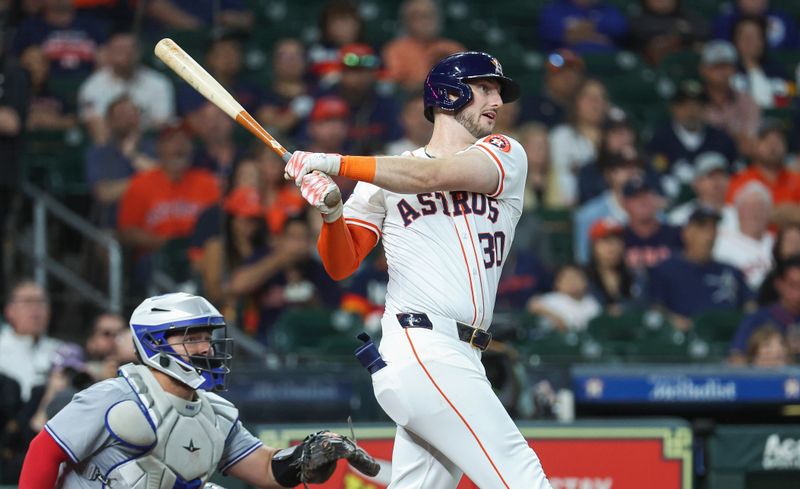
[78,31,175,144]
[0,280,61,402]
[186,101,245,185]
[758,223,800,304]
[727,118,800,225]
[574,152,643,264]
[585,218,637,314]
[188,157,259,273]
[305,96,355,199]
[326,43,402,155]
[340,244,389,330]
[713,0,799,50]
[538,0,628,54]
[12,0,107,78]
[497,244,554,312]
[521,49,585,128]
[383,0,464,92]
[668,152,737,229]
[144,0,253,33]
[649,207,752,331]
[629,0,709,65]
[117,123,220,257]
[517,123,552,211]
[700,40,761,157]
[228,215,341,341]
[255,145,306,236]
[647,79,738,199]
[577,106,638,204]
[199,186,268,314]
[714,181,774,290]
[621,176,683,272]
[730,255,800,363]
[528,264,601,332]
[19,45,77,131]
[85,95,157,228]
[549,78,609,206]
[83,311,125,381]
[176,36,262,116]
[747,324,791,367]
[386,91,433,156]
[308,0,365,81]
[730,16,793,108]
[256,38,313,143]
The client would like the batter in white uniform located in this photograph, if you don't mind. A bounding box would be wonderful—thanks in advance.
[286,51,552,489]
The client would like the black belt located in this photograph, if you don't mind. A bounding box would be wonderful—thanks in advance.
[396,313,492,351]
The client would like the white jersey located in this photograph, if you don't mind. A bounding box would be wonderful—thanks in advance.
[343,134,526,330]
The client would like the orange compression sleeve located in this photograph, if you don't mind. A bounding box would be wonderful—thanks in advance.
[339,156,377,183]
[318,217,379,280]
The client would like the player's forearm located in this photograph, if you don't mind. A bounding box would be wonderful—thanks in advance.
[358,153,496,195]
[318,218,363,280]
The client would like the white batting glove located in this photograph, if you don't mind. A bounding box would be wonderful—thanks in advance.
[285,151,342,186]
[300,171,343,223]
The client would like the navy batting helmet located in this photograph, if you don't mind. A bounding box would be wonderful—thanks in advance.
[423,51,520,122]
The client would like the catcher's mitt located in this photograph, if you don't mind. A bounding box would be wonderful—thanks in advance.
[271,430,380,487]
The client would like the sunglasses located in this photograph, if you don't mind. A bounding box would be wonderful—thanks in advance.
[342,52,379,69]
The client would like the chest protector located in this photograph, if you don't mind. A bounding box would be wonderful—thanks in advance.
[101,364,238,489]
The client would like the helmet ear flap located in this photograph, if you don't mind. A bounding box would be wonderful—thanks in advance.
[424,73,473,121]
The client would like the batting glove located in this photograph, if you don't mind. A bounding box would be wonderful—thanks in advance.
[300,171,343,223]
[286,151,342,186]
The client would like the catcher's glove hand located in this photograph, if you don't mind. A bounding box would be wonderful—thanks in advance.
[271,430,380,487]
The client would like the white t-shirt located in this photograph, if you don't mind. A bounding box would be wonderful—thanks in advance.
[343,134,527,329]
[548,124,596,207]
[535,292,601,332]
[0,325,62,401]
[78,66,175,128]
[713,229,774,290]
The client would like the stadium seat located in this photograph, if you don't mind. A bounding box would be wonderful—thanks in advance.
[658,49,701,83]
[692,309,742,358]
[270,308,361,358]
[533,208,573,267]
[629,327,692,363]
[22,128,89,196]
[518,329,585,364]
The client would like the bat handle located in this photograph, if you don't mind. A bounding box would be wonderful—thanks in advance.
[281,151,292,163]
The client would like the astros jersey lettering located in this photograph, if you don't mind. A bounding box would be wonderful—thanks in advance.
[344,134,525,329]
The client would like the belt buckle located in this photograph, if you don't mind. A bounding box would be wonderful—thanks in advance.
[469,328,491,351]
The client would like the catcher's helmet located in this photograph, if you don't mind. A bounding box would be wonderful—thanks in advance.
[423,51,520,122]
[130,293,232,391]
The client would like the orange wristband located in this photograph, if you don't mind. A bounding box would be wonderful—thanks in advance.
[340,155,377,183]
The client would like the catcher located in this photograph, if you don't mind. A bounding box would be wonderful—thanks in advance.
[18,292,378,488]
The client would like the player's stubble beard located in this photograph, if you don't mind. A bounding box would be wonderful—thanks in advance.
[455,108,493,139]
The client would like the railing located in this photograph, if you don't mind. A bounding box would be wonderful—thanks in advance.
[18,183,123,313]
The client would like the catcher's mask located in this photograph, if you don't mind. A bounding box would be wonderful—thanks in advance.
[130,293,232,391]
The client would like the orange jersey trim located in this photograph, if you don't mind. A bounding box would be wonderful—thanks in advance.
[404,330,511,488]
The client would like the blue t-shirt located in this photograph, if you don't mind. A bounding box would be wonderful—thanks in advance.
[623,224,683,271]
[13,15,108,77]
[496,250,553,310]
[713,9,799,49]
[730,304,800,354]
[648,255,752,318]
[646,122,738,177]
[538,0,628,53]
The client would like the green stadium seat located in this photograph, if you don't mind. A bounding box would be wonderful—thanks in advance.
[533,208,573,267]
[692,309,742,358]
[151,238,193,285]
[518,330,585,364]
[22,128,89,196]
[658,49,701,83]
[630,327,693,363]
[270,308,361,357]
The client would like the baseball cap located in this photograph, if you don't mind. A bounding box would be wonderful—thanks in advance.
[310,96,350,122]
[757,117,786,137]
[52,343,87,372]
[671,79,707,104]
[340,43,380,69]
[622,176,657,198]
[701,40,738,66]
[603,106,630,131]
[545,49,584,74]
[687,206,721,225]
[158,120,192,141]
[589,218,624,241]
[694,152,728,177]
[224,186,263,218]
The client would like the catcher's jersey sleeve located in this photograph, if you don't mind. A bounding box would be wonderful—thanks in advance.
[44,379,130,463]
[471,134,527,214]
[218,419,263,473]
[343,181,387,239]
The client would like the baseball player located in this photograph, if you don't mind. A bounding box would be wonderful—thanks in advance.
[18,292,378,488]
[286,52,552,488]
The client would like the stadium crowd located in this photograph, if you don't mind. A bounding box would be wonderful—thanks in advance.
[1,0,800,483]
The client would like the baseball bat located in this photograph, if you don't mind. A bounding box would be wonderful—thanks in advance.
[154,38,340,207]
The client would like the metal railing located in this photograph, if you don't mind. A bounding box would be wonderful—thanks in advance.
[18,183,123,313]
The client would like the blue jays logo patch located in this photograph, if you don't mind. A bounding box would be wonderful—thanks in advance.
[483,134,511,153]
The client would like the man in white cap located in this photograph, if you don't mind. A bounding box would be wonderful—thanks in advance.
[668,151,738,231]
